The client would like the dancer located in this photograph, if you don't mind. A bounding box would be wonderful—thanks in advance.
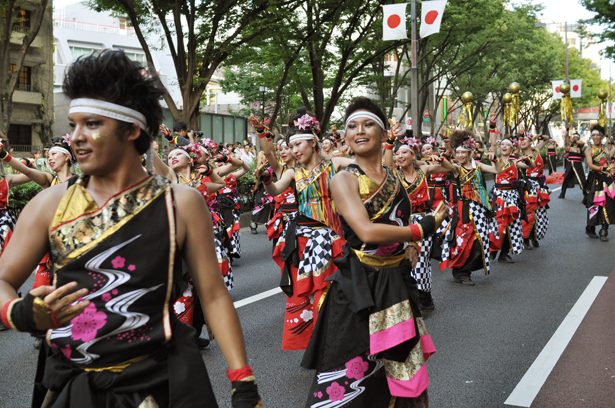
[488,138,532,263]
[583,124,615,241]
[441,130,501,286]
[257,108,353,349]
[251,151,274,235]
[0,50,262,408]
[558,131,586,199]
[421,137,449,210]
[302,97,443,407]
[384,136,453,310]
[546,139,558,174]
[519,133,550,249]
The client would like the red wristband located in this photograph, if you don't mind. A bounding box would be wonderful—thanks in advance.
[257,132,266,139]
[227,365,254,382]
[384,144,394,150]
[1,298,17,329]
[409,224,423,242]
[3,153,12,163]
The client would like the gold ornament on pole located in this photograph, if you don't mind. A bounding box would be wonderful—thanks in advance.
[503,93,513,129]
[560,82,573,123]
[598,89,608,127]
[509,82,521,127]
[458,91,474,129]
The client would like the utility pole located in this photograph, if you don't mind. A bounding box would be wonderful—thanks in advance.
[610,65,612,140]
[410,0,420,137]
[564,22,569,82]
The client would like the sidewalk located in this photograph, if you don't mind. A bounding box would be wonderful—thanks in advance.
[531,266,615,407]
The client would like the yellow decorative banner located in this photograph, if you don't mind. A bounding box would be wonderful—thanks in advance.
[599,100,606,127]
[561,94,573,123]
[504,103,512,128]
[512,94,520,126]
[458,102,474,129]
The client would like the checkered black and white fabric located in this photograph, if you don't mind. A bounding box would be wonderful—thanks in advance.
[295,225,338,280]
[468,201,498,275]
[535,206,549,240]
[508,217,524,255]
[213,231,233,290]
[410,213,435,292]
[437,218,452,263]
[230,230,241,257]
[0,209,15,255]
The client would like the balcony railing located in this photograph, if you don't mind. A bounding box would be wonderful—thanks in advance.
[14,83,32,92]
[9,145,40,153]
[12,25,30,34]
[53,18,136,36]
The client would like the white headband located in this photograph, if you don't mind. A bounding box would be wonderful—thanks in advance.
[69,98,147,130]
[592,130,602,135]
[171,149,191,160]
[49,146,71,156]
[397,145,414,153]
[345,111,386,131]
[280,142,288,147]
[288,133,316,145]
[456,146,471,152]
[500,139,513,147]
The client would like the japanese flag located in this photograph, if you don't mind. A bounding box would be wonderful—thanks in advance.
[420,1,447,38]
[552,79,583,99]
[383,3,408,41]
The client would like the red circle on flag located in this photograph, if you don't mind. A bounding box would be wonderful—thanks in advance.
[573,85,579,92]
[425,10,439,24]
[388,14,401,29]
[555,86,560,93]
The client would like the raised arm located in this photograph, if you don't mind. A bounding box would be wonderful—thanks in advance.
[231,159,251,179]
[420,155,453,176]
[152,147,176,181]
[2,155,52,188]
[259,165,294,197]
[478,150,502,174]
[257,132,283,177]
[534,135,549,152]
[212,154,244,177]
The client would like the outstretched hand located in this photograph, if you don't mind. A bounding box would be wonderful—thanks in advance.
[30,282,90,329]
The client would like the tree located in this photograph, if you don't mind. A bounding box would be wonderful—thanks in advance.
[89,0,288,130]
[0,0,50,136]
[580,0,615,59]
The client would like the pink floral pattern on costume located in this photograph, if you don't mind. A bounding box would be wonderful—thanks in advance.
[128,264,136,271]
[326,382,345,402]
[101,293,111,302]
[60,344,71,359]
[345,356,369,380]
[111,256,125,269]
[70,302,107,342]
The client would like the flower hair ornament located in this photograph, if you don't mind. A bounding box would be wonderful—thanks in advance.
[62,133,71,146]
[295,114,320,134]
[180,143,203,163]
[425,136,438,147]
[399,137,421,153]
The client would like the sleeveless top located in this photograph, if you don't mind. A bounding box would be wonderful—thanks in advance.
[274,165,298,213]
[590,146,609,169]
[567,144,584,163]
[495,161,519,189]
[526,150,544,178]
[294,159,342,236]
[400,168,430,214]
[0,178,8,209]
[341,164,410,266]
[547,147,556,156]
[425,159,447,187]
[47,175,180,368]
[458,165,491,210]
[221,174,237,195]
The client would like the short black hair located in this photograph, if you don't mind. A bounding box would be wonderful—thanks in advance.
[173,121,188,133]
[62,49,165,154]
[344,97,387,131]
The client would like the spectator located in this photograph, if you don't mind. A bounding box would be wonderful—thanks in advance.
[241,144,255,165]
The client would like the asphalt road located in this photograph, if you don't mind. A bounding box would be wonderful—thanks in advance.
[1,174,614,408]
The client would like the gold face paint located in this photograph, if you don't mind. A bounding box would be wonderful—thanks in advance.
[92,132,109,140]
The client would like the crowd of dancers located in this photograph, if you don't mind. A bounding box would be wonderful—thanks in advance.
[0,50,614,408]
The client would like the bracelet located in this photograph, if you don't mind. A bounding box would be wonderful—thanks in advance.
[1,298,19,330]
[384,143,394,150]
[3,153,12,163]
[257,132,266,139]
[409,224,424,242]
[262,176,273,186]
[227,365,255,382]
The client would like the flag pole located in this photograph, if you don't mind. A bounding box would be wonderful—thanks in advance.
[411,0,420,137]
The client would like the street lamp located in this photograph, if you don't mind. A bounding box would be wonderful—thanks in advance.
[259,86,268,118]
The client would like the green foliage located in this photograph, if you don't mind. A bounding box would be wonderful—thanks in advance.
[8,181,42,218]
[236,160,257,211]
[580,0,615,60]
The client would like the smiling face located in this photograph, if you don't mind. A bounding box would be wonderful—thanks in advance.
[279,144,294,164]
[456,149,470,165]
[591,132,603,146]
[396,148,415,169]
[519,137,531,150]
[290,139,316,164]
[421,144,434,157]
[68,112,140,176]
[500,142,513,156]
[321,139,333,152]
[47,149,70,172]
[167,149,191,171]
[345,111,386,157]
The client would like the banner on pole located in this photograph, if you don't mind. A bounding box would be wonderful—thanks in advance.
[383,3,409,41]
[420,1,447,38]
[552,79,583,99]
[405,117,413,130]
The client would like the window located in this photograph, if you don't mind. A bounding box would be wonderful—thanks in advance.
[10,64,31,91]
[12,9,30,34]
[7,124,32,146]
[384,52,398,62]
[123,51,145,63]
[119,18,128,30]
[70,46,98,59]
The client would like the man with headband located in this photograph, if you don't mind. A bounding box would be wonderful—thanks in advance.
[0,50,262,407]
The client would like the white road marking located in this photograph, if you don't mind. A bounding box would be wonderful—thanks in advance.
[504,276,608,407]
[234,287,283,309]
[550,187,561,192]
